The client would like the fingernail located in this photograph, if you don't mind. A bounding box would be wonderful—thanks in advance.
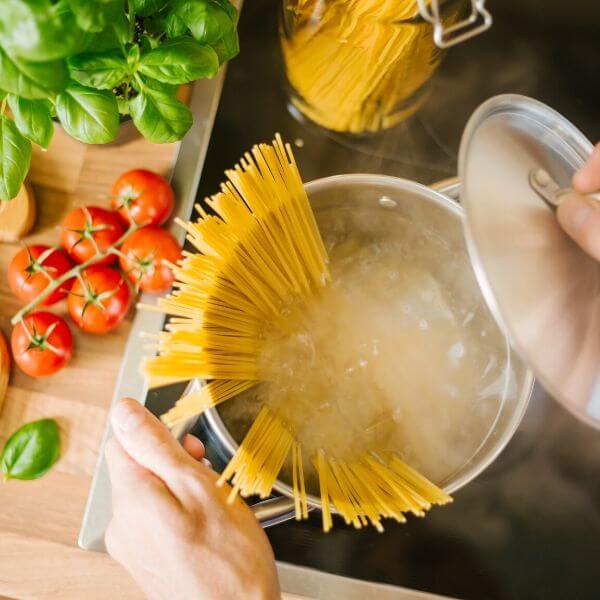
[112,399,145,432]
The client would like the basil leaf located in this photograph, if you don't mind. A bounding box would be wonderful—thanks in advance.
[164,12,188,39]
[213,0,238,26]
[139,77,178,95]
[56,84,119,144]
[0,418,60,480]
[213,29,239,65]
[130,86,192,143]
[0,115,32,200]
[139,38,218,84]
[67,0,123,33]
[132,0,168,17]
[127,45,141,70]
[0,0,91,61]
[0,47,69,99]
[7,95,54,149]
[175,0,233,45]
[68,49,128,90]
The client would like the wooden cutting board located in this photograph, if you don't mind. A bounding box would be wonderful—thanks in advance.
[0,124,178,599]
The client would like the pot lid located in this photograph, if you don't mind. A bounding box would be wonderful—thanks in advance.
[459,94,600,428]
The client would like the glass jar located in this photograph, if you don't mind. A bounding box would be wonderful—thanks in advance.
[280,0,488,135]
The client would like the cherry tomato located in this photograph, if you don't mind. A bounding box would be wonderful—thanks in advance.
[111,169,174,227]
[68,267,131,334]
[119,226,182,292]
[8,245,73,305]
[11,312,73,377]
[60,206,125,266]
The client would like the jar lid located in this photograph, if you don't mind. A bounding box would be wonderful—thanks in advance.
[459,94,600,428]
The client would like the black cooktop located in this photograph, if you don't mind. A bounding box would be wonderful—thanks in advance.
[146,2,600,598]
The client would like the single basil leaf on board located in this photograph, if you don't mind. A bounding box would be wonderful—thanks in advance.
[164,12,188,39]
[7,95,54,149]
[175,0,234,45]
[0,47,69,99]
[56,84,119,144]
[0,0,91,61]
[68,50,128,90]
[0,418,60,481]
[213,29,239,65]
[131,0,168,17]
[0,115,32,200]
[130,86,192,143]
[67,0,123,33]
[139,38,219,84]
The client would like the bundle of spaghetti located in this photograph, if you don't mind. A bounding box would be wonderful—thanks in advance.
[281,0,459,133]
[144,135,454,531]
[142,134,330,427]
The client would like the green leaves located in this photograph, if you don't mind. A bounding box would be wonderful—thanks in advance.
[7,95,54,148]
[69,50,128,90]
[56,84,119,144]
[0,418,61,481]
[175,0,234,45]
[0,0,91,61]
[68,0,123,33]
[132,0,169,17]
[0,115,32,200]
[130,85,192,143]
[213,29,239,65]
[0,47,68,99]
[139,38,218,84]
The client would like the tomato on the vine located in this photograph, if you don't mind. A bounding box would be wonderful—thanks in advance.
[111,169,174,227]
[68,267,131,334]
[119,226,182,293]
[11,312,73,377]
[60,206,125,266]
[8,245,73,305]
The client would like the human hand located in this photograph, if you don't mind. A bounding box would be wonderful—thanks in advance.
[105,398,280,600]
[557,143,600,260]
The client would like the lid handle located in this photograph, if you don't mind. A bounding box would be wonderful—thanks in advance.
[417,0,492,48]
[529,168,600,211]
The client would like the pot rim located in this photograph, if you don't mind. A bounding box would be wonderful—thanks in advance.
[203,173,535,512]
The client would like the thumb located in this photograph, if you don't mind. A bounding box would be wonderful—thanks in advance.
[556,193,600,261]
[111,398,196,486]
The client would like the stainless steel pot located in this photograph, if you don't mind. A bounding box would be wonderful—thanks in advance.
[177,174,534,527]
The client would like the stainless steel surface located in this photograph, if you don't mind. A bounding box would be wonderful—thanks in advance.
[204,173,533,515]
[459,94,600,428]
[417,0,492,48]
[78,68,230,551]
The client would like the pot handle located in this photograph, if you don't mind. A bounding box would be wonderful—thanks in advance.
[251,496,298,527]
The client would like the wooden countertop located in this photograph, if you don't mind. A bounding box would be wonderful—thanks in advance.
[0,126,178,599]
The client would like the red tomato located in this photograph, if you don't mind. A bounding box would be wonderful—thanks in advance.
[119,226,182,292]
[111,169,174,227]
[68,266,131,334]
[60,206,125,266]
[11,312,73,377]
[8,245,73,305]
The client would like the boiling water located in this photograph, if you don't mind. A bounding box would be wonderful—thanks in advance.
[219,201,513,491]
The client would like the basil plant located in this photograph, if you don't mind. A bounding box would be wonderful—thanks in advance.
[0,0,239,200]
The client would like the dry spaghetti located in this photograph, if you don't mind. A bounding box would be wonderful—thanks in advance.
[280,0,465,133]
[143,135,456,531]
